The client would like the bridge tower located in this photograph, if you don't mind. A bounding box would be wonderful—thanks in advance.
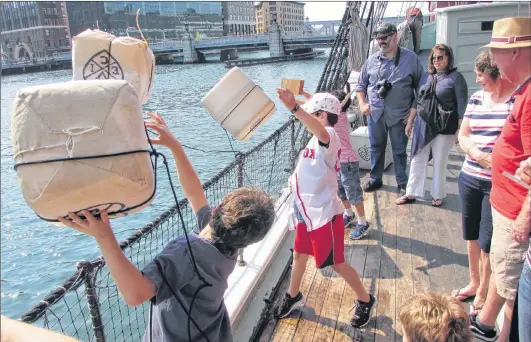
[182,24,198,63]
[268,20,284,57]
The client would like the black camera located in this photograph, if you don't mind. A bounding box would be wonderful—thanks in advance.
[376,79,392,99]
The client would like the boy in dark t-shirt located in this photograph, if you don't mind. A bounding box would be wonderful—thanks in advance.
[59,112,276,342]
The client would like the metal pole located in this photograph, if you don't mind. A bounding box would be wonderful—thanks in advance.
[78,261,106,342]
[236,153,247,267]
[290,117,296,172]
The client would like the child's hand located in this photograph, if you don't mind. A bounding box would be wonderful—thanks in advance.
[144,112,179,148]
[276,88,297,111]
[58,210,113,240]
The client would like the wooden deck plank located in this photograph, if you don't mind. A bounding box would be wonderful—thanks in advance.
[291,264,333,342]
[394,203,414,342]
[311,230,356,342]
[355,189,385,342]
[444,150,470,292]
[374,177,398,342]
[409,192,430,296]
[271,260,319,342]
[332,190,374,342]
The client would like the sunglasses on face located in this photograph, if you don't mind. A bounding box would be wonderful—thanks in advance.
[432,55,445,61]
[376,34,393,41]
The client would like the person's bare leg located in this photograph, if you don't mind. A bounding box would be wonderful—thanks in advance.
[499,299,515,342]
[478,275,505,326]
[288,252,310,297]
[342,200,350,210]
[331,262,370,302]
[353,202,366,218]
[461,240,481,296]
[474,250,491,308]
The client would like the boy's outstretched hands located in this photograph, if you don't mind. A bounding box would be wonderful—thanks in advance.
[276,88,297,112]
[58,210,113,240]
[144,112,179,148]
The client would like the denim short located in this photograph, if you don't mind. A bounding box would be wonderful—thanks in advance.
[458,172,493,253]
[337,161,364,205]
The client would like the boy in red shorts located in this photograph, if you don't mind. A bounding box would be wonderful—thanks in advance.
[274,88,376,328]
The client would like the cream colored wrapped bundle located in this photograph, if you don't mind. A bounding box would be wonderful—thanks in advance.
[72,29,155,104]
[201,67,276,142]
[11,80,155,222]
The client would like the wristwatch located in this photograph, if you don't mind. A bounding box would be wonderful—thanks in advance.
[291,104,300,114]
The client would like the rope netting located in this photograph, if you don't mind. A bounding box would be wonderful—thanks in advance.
[18,2,372,340]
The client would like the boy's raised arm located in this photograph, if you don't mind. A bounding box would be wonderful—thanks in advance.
[276,88,330,144]
[58,211,156,307]
[145,112,208,214]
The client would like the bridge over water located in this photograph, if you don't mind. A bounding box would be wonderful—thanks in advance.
[1,22,338,72]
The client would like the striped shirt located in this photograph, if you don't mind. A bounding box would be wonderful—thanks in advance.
[334,111,359,163]
[461,90,511,181]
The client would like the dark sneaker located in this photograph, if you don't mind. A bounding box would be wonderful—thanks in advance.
[349,222,371,240]
[274,292,305,319]
[343,214,356,228]
[397,184,407,195]
[363,180,382,192]
[350,294,377,328]
[469,314,498,341]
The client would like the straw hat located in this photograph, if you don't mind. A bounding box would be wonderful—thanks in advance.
[483,17,531,49]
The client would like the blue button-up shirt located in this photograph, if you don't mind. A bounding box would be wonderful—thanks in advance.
[356,47,426,126]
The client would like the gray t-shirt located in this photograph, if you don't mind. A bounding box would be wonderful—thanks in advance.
[141,206,237,342]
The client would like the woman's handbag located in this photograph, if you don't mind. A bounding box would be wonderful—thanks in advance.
[417,75,454,133]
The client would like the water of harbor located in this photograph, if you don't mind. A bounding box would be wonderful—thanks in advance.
[0,49,331,319]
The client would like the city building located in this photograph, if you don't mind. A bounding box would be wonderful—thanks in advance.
[0,1,69,60]
[255,1,305,34]
[101,1,223,40]
[64,1,106,38]
[221,1,255,36]
[427,1,491,21]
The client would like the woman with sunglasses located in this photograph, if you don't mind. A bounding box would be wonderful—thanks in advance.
[396,44,468,207]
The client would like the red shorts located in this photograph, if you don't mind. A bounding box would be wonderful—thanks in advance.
[294,215,345,269]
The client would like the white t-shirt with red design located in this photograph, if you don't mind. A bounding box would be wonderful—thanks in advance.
[290,126,344,231]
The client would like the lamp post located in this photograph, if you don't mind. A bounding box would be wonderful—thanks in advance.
[222,15,225,36]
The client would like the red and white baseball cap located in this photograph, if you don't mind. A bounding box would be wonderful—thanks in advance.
[301,93,341,115]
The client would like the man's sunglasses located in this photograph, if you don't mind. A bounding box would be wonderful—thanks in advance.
[431,55,445,61]
[375,35,391,41]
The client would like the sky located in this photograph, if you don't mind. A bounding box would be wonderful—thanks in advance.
[303,1,430,22]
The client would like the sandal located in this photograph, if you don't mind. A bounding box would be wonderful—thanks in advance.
[431,198,443,207]
[451,288,476,302]
[395,195,416,205]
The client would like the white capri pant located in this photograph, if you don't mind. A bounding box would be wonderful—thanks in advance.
[406,134,455,200]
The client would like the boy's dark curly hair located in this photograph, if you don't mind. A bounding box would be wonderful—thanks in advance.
[209,187,275,255]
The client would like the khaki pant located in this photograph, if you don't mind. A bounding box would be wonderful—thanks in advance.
[490,207,528,300]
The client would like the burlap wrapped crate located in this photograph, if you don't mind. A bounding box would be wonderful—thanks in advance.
[11,80,155,221]
[202,67,276,142]
[72,29,155,104]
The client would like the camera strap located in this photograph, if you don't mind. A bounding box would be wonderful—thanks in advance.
[377,47,401,82]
